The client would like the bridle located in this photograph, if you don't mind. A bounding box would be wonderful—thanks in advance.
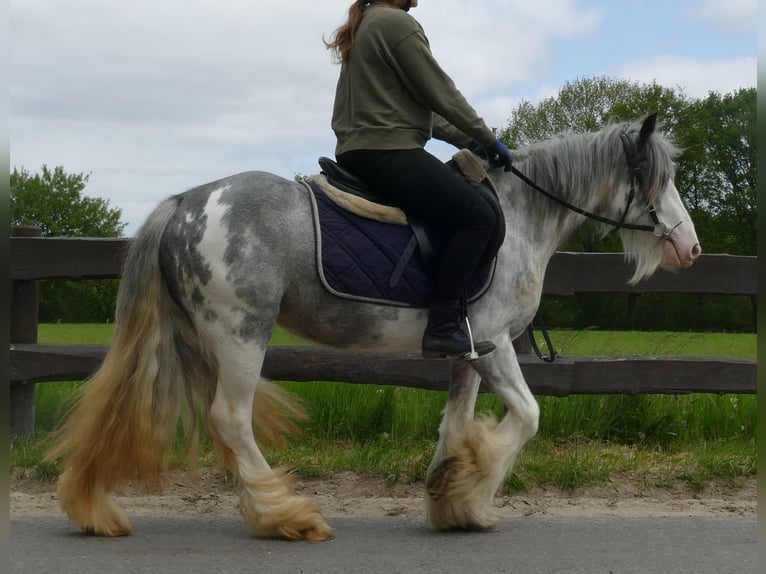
[507,132,682,240]
[615,132,682,238]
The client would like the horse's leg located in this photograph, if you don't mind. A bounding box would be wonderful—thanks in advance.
[475,335,540,477]
[206,333,332,541]
[425,364,491,528]
[425,334,540,531]
[425,364,480,496]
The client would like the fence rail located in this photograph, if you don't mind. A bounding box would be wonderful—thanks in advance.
[9,234,758,293]
[9,229,757,441]
[11,343,755,396]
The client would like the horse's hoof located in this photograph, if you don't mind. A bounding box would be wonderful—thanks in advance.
[302,525,334,542]
[425,456,457,501]
[82,522,132,537]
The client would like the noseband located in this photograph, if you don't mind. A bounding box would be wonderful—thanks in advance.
[508,133,681,239]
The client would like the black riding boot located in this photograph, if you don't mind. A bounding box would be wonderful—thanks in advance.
[421,299,495,360]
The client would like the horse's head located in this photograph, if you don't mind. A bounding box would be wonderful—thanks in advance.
[613,114,702,283]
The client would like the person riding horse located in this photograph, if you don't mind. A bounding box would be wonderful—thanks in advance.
[325,0,514,360]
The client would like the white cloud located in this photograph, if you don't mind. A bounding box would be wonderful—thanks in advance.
[11,0,608,233]
[417,0,603,126]
[11,0,344,232]
[615,55,756,98]
[10,1,755,234]
[687,0,757,32]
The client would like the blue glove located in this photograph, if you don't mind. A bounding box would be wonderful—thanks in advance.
[488,139,513,172]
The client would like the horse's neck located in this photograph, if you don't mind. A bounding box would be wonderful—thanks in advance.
[507,136,611,257]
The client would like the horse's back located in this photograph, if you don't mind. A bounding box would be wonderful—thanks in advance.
[164,169,312,242]
[175,170,309,215]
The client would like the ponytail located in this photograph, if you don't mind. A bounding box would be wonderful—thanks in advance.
[324,1,366,65]
[324,0,411,64]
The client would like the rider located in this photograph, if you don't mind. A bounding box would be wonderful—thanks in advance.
[325,0,514,360]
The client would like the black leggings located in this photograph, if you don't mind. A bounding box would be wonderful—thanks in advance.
[337,148,497,302]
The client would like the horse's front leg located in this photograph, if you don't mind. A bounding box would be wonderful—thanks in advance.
[425,334,540,531]
[425,362,480,496]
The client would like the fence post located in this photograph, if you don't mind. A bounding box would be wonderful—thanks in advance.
[10,225,42,444]
[512,332,531,354]
[751,295,757,332]
[627,293,639,330]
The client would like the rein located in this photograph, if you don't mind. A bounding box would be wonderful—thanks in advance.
[507,132,681,239]
[508,164,656,233]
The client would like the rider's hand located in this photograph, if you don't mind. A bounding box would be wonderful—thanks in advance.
[488,139,513,172]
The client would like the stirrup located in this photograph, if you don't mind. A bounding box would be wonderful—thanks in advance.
[423,340,495,363]
[440,317,496,363]
[455,339,496,363]
[463,316,480,361]
[457,315,495,362]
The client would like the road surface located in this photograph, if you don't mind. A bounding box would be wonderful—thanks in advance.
[11,515,755,574]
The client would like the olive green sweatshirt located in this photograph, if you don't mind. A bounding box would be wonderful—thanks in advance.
[331,3,497,155]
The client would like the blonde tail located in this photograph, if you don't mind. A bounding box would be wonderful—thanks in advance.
[45,198,217,535]
[46,196,307,536]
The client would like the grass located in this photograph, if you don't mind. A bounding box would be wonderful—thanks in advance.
[12,324,757,493]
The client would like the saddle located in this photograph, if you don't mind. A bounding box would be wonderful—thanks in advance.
[305,150,505,307]
[315,150,504,277]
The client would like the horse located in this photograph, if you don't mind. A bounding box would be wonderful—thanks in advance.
[47,114,701,541]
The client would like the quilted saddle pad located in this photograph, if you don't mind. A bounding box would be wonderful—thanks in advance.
[306,180,495,308]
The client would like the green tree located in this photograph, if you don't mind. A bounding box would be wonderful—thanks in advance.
[10,165,125,237]
[11,165,126,322]
[500,77,692,254]
[499,77,756,331]
[500,76,690,147]
[673,88,756,255]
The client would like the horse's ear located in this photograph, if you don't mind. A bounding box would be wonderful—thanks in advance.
[639,113,658,145]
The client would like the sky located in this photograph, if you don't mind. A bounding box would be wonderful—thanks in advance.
[10,0,757,236]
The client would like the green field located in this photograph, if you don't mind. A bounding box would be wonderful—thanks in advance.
[13,324,757,493]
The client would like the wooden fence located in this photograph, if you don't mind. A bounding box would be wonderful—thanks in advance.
[9,226,757,441]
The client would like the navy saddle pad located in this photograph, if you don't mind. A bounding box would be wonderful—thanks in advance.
[306,180,496,308]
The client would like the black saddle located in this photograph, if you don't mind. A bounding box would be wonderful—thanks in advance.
[317,156,505,284]
[318,157,399,207]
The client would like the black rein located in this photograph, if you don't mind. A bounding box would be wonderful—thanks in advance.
[507,163,656,234]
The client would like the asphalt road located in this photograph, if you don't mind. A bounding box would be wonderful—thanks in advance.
[11,516,756,574]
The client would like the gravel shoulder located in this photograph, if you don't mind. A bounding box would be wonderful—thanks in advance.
[11,467,756,520]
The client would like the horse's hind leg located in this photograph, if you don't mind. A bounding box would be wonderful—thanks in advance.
[206,333,332,541]
[426,335,539,531]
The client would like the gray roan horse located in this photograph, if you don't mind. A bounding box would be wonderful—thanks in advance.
[48,114,701,540]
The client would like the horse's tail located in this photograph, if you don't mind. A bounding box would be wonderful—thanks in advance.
[45,196,302,536]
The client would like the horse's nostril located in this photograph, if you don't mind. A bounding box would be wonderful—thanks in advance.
[691,243,702,259]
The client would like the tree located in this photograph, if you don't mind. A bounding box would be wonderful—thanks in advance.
[10,165,125,237]
[500,77,693,254]
[11,165,126,322]
[499,77,756,331]
[500,76,691,148]
[673,88,756,255]
[499,77,756,256]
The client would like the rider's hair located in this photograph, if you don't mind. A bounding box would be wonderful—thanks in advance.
[324,0,411,64]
